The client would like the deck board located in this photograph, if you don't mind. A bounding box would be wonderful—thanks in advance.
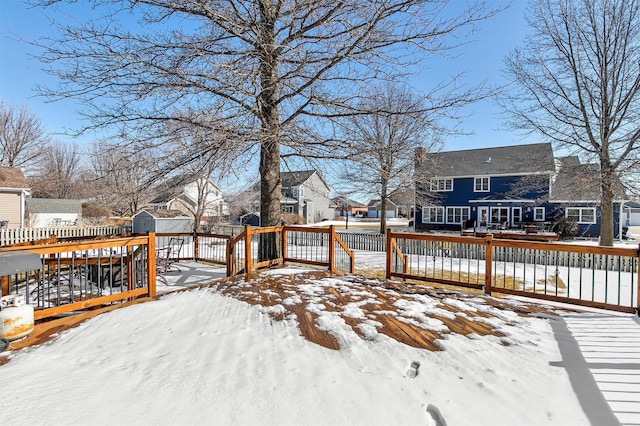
[2,269,564,366]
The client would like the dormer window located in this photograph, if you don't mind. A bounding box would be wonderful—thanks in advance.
[474,177,489,192]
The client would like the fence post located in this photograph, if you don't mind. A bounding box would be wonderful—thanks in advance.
[245,225,252,274]
[281,226,288,266]
[194,232,199,261]
[226,238,233,277]
[484,234,493,295]
[637,244,640,313]
[148,232,156,298]
[385,228,393,280]
[328,225,336,273]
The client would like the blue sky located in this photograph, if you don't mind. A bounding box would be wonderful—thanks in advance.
[0,0,536,151]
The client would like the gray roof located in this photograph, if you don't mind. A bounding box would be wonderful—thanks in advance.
[26,198,82,214]
[550,156,627,202]
[281,170,316,187]
[367,199,397,208]
[137,209,191,219]
[332,196,366,207]
[421,143,555,177]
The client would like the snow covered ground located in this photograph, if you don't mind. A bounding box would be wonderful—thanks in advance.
[1,259,639,425]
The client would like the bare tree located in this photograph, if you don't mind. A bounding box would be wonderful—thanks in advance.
[88,142,155,216]
[35,0,497,234]
[28,141,83,198]
[501,0,640,246]
[0,103,48,169]
[335,83,448,233]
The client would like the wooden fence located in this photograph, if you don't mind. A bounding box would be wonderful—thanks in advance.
[2,226,637,320]
[0,234,156,320]
[228,225,354,276]
[386,229,640,314]
[0,226,126,246]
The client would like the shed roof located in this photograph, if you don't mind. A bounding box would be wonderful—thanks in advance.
[0,167,28,189]
[26,198,82,214]
[421,143,555,178]
[136,209,191,219]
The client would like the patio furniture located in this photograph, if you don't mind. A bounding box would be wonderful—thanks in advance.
[156,237,184,274]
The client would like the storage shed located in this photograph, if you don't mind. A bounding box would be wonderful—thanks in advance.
[132,209,193,234]
[240,212,260,227]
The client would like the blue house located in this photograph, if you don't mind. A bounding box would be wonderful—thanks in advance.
[414,143,627,238]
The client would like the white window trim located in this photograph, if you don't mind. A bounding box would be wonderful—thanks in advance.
[446,206,470,224]
[429,178,453,192]
[534,207,545,221]
[566,207,596,224]
[422,206,444,224]
[490,207,509,223]
[512,207,522,224]
[474,176,490,192]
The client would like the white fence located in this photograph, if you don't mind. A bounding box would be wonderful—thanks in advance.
[0,226,125,246]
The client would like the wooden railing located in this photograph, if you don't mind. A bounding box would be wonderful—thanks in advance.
[386,229,640,314]
[228,225,354,276]
[0,233,156,320]
[0,226,126,246]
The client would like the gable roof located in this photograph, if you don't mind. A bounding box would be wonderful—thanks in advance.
[332,196,366,207]
[281,170,317,187]
[26,198,82,214]
[422,143,555,178]
[0,167,28,189]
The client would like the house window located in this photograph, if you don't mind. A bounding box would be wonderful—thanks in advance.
[512,207,522,224]
[281,205,295,214]
[566,207,596,224]
[490,207,509,224]
[429,178,453,192]
[422,206,444,224]
[298,188,304,197]
[474,177,490,192]
[446,207,470,224]
[534,207,545,221]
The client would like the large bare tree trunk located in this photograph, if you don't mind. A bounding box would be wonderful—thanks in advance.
[599,163,616,246]
[257,1,281,261]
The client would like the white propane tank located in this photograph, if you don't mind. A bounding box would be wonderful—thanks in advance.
[0,295,35,341]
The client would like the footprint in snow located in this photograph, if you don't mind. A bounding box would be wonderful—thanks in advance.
[426,404,447,426]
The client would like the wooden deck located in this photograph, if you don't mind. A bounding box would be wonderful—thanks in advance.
[461,228,560,241]
[1,269,564,365]
[211,270,561,351]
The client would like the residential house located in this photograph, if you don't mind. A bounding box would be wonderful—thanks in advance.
[26,198,82,227]
[0,167,30,228]
[414,143,627,238]
[280,170,334,223]
[332,196,367,217]
[146,175,228,222]
[389,188,414,218]
[367,199,398,219]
